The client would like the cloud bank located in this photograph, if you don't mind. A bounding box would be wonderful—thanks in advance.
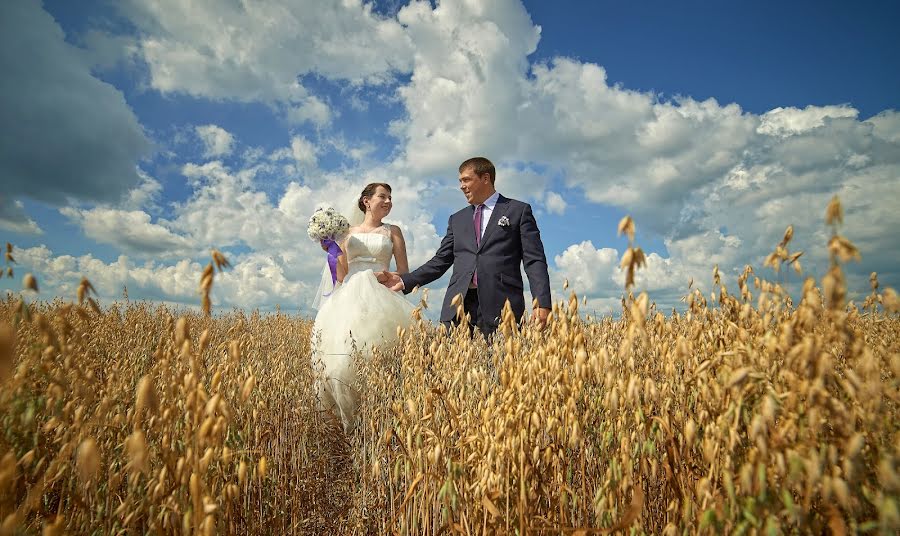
[0,1,149,232]
[5,0,898,317]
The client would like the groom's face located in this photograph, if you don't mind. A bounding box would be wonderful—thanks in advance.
[459,166,494,205]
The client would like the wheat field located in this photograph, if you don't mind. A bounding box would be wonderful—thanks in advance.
[1,200,898,535]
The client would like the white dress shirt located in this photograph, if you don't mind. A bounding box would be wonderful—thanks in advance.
[474,191,501,241]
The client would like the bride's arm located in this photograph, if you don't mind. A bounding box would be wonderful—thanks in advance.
[390,225,409,273]
[336,235,350,282]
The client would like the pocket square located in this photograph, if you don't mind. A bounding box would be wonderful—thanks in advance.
[498,216,510,227]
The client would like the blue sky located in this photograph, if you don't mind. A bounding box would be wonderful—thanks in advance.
[1,0,898,317]
[525,0,900,118]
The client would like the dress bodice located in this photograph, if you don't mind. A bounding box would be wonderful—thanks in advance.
[345,226,393,277]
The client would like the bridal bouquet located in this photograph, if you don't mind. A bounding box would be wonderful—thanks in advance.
[307,206,350,242]
[307,207,350,289]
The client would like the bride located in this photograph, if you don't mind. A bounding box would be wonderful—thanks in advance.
[311,182,415,433]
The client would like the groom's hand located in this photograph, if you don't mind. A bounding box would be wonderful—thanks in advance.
[376,271,404,292]
[387,271,405,292]
[533,307,550,329]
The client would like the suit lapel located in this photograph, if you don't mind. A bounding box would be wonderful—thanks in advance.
[477,195,508,252]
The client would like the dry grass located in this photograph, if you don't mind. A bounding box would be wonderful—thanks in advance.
[354,285,898,535]
[0,298,354,534]
[1,198,898,534]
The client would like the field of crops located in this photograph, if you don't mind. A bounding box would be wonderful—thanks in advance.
[1,205,898,535]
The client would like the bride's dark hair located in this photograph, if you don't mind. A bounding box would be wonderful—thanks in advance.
[358,182,392,212]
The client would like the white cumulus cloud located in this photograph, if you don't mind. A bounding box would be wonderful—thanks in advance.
[196,125,235,158]
[757,105,859,137]
[110,0,415,125]
[271,135,318,167]
[0,197,43,235]
[544,192,567,215]
[61,207,193,258]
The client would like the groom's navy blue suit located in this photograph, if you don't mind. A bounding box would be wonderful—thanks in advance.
[401,194,551,335]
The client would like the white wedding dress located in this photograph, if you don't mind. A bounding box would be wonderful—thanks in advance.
[311,225,415,433]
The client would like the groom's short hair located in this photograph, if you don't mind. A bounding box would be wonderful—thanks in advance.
[459,157,496,184]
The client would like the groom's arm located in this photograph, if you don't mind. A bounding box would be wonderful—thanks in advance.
[520,204,552,309]
[400,218,455,294]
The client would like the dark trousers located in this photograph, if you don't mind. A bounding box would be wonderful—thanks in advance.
[442,288,495,339]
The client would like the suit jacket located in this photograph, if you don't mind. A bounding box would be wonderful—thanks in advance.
[401,194,552,328]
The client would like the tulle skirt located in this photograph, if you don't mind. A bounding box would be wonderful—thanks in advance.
[311,269,415,432]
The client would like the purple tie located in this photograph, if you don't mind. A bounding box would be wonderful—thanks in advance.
[473,203,484,286]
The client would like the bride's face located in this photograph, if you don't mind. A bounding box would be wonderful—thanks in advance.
[365,186,393,217]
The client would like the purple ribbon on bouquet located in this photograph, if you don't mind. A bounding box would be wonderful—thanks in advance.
[322,238,343,296]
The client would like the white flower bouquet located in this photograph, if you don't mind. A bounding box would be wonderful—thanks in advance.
[307,207,350,290]
[307,207,350,242]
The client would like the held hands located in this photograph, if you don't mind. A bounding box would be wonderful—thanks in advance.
[375,271,404,292]
[374,268,548,325]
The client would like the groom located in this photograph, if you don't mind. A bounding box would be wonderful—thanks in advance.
[380,157,552,337]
